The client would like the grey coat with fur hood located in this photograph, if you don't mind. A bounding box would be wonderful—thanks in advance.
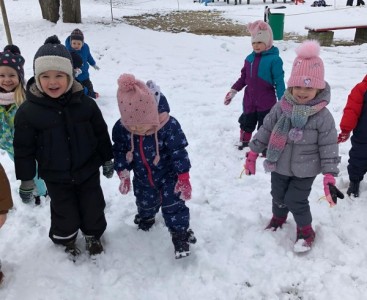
[249,83,340,178]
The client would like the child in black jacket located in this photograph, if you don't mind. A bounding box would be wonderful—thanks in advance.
[13,36,114,259]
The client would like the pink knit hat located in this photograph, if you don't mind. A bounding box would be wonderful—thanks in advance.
[287,40,326,89]
[247,20,273,50]
[117,73,160,165]
[117,73,159,129]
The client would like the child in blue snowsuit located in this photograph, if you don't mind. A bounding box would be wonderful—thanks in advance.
[65,28,99,99]
[112,74,196,259]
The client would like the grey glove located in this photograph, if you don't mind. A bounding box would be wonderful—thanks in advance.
[102,160,114,178]
[19,180,35,204]
[92,64,100,70]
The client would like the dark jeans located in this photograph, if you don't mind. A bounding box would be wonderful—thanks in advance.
[270,172,316,227]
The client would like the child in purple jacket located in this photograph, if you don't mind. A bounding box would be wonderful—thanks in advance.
[224,20,285,151]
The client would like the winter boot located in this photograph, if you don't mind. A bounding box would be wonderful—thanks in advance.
[238,130,252,150]
[134,214,155,231]
[171,229,197,259]
[85,235,104,256]
[265,215,287,231]
[347,181,360,197]
[294,225,315,253]
[64,239,81,259]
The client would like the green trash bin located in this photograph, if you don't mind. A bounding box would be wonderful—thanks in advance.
[268,12,285,40]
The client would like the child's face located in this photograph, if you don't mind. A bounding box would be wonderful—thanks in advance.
[71,40,83,51]
[129,125,154,136]
[39,70,69,98]
[291,86,319,104]
[0,66,20,92]
[252,42,266,53]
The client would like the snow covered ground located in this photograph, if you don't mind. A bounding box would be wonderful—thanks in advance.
[1,0,367,299]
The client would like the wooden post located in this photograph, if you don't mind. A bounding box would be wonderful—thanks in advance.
[0,0,12,45]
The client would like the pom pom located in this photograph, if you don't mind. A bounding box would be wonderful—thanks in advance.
[126,151,133,163]
[289,128,303,142]
[263,160,276,173]
[153,154,160,166]
[118,73,136,92]
[44,35,61,45]
[4,44,21,55]
[295,40,320,59]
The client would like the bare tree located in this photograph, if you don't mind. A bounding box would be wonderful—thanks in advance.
[62,0,81,23]
[38,0,81,23]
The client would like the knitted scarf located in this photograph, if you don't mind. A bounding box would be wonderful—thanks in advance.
[263,89,328,172]
[0,92,15,105]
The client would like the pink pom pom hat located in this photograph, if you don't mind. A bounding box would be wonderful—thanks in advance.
[287,40,326,89]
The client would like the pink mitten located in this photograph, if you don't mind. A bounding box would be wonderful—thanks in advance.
[118,169,131,195]
[224,89,237,105]
[244,151,259,175]
[323,173,336,206]
[337,131,350,144]
[174,172,192,201]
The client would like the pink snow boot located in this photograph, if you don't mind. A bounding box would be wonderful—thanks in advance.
[265,215,287,231]
[294,225,315,253]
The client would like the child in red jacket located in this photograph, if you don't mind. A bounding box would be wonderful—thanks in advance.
[338,75,367,197]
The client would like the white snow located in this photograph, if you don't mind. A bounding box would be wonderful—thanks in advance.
[1,0,367,299]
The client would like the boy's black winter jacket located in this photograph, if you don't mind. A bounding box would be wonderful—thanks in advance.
[14,78,113,184]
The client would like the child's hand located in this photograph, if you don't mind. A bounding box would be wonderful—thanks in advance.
[224,89,237,105]
[244,151,258,175]
[92,64,100,70]
[118,170,131,195]
[337,131,350,143]
[102,160,114,178]
[174,173,192,201]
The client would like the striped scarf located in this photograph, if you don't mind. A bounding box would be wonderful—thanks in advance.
[263,89,328,172]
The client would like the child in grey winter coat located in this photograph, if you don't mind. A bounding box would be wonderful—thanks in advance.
[243,40,342,252]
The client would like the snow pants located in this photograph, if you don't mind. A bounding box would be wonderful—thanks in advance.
[270,172,316,227]
[348,140,367,182]
[46,171,107,245]
[133,175,190,233]
[238,109,270,134]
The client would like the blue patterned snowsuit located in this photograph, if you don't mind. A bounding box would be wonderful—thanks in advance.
[112,95,191,233]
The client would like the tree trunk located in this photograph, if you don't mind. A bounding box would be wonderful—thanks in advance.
[38,0,60,23]
[61,0,81,23]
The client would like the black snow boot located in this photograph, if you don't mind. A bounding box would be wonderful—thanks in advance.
[134,214,155,231]
[85,236,104,256]
[171,229,197,259]
[347,181,360,197]
[64,239,81,259]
